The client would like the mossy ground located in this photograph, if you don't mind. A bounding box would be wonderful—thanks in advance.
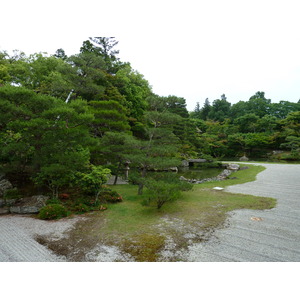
[37,164,276,261]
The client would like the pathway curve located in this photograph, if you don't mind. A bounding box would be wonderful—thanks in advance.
[0,215,82,262]
[181,163,300,261]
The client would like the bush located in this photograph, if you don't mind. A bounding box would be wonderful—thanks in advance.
[46,198,62,205]
[73,203,90,214]
[38,204,68,220]
[3,188,21,200]
[79,197,100,207]
[99,189,123,203]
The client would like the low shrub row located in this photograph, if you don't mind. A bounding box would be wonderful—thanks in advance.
[38,188,123,220]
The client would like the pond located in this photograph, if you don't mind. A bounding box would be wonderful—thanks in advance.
[177,167,223,180]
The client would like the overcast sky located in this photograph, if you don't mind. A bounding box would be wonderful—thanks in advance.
[1,0,300,111]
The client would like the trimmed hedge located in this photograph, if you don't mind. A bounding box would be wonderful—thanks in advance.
[38,204,68,220]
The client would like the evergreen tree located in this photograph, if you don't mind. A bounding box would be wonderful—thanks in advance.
[200,98,211,120]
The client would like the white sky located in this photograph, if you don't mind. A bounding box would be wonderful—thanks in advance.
[1,0,300,111]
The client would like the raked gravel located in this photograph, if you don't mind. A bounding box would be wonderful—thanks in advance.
[179,163,300,262]
[0,215,83,262]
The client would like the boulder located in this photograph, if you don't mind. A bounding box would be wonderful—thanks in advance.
[181,160,189,167]
[239,155,249,161]
[217,169,232,179]
[227,163,240,171]
[0,179,13,197]
[0,207,9,215]
[9,195,49,214]
[5,199,17,206]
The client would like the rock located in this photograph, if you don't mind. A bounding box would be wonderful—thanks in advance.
[182,159,207,167]
[0,198,5,208]
[239,155,249,161]
[217,169,232,179]
[179,176,188,181]
[9,195,49,214]
[5,199,17,206]
[0,207,10,215]
[227,163,240,171]
[181,160,189,167]
[239,166,249,170]
[10,206,40,214]
[0,179,13,197]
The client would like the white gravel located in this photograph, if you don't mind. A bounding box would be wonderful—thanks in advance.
[179,162,300,262]
[0,215,83,262]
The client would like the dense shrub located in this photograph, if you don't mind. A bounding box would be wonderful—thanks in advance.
[46,198,62,205]
[99,189,123,203]
[73,203,90,214]
[3,189,21,200]
[38,204,68,220]
[80,197,100,207]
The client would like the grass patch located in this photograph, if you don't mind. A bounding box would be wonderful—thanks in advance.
[40,164,276,261]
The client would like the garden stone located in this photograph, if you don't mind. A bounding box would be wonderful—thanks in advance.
[5,199,17,206]
[217,169,232,179]
[239,166,249,170]
[227,163,240,171]
[9,195,49,214]
[181,160,189,167]
[239,155,249,161]
[0,207,9,215]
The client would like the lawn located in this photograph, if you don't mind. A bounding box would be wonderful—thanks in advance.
[41,164,276,261]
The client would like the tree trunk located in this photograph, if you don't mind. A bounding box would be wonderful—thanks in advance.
[113,162,122,185]
[138,182,144,195]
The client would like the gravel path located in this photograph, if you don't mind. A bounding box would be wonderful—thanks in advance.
[181,163,300,262]
[0,215,82,262]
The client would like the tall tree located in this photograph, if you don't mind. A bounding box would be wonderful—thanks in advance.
[247,91,271,117]
[80,37,121,74]
[0,85,94,183]
[88,100,130,138]
[200,98,211,120]
[190,102,201,119]
[208,97,231,122]
[126,110,181,195]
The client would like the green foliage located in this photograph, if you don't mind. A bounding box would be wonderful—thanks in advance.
[76,165,111,200]
[46,198,62,205]
[208,97,231,122]
[98,189,123,203]
[38,204,68,220]
[1,40,300,211]
[33,147,90,198]
[88,100,130,137]
[73,203,91,214]
[3,188,21,200]
[144,173,193,209]
[78,197,100,207]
